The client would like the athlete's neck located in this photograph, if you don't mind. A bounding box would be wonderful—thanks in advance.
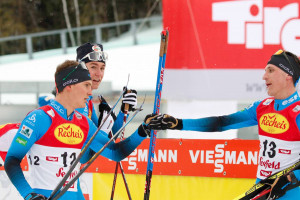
[273,87,296,100]
[55,95,75,116]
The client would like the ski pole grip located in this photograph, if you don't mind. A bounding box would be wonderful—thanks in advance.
[159,37,166,57]
[124,89,131,112]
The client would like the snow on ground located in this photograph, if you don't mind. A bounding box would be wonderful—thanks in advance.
[0,43,160,91]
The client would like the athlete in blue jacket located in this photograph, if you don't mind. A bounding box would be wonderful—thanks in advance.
[146,50,300,200]
[5,60,150,200]
[76,42,137,135]
[39,42,137,135]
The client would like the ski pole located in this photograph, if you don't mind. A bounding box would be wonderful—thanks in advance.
[51,97,146,200]
[48,87,127,200]
[110,101,132,200]
[144,28,169,200]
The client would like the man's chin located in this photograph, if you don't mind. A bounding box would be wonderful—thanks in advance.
[92,81,101,89]
[92,84,100,90]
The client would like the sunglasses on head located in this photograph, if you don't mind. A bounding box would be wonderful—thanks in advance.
[63,62,88,81]
[275,49,295,75]
[81,51,108,62]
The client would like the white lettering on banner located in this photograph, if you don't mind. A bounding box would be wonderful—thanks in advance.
[122,149,178,170]
[212,0,300,54]
[138,149,148,162]
[189,144,258,173]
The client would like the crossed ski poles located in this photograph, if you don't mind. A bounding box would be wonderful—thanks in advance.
[110,95,132,200]
[144,28,169,200]
[48,88,125,200]
[48,79,137,199]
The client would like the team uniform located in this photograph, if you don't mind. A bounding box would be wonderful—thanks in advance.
[4,99,145,199]
[0,123,20,163]
[181,91,300,199]
[40,95,124,135]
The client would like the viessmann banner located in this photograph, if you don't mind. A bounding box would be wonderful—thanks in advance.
[87,139,259,179]
[161,0,300,100]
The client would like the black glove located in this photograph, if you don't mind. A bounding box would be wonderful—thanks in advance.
[121,87,137,113]
[138,114,161,137]
[147,114,183,130]
[138,123,151,137]
[24,193,47,200]
[260,174,292,200]
[98,95,116,127]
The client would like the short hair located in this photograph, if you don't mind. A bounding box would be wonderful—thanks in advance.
[55,60,78,77]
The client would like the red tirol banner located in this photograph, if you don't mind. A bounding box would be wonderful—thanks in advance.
[0,139,259,178]
[162,0,300,70]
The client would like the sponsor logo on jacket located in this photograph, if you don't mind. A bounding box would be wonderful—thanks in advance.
[278,149,291,154]
[20,125,33,138]
[54,123,84,145]
[46,156,59,162]
[260,170,272,177]
[259,113,289,134]
[259,157,280,170]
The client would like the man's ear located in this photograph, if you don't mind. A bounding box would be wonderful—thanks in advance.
[287,75,293,81]
[65,85,72,91]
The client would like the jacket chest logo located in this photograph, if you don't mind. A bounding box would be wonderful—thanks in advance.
[259,113,289,134]
[54,123,84,145]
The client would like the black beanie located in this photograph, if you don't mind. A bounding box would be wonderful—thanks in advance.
[76,42,105,63]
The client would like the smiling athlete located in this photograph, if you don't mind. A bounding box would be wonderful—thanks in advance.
[146,50,300,200]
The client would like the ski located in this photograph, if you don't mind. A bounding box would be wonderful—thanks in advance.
[144,28,169,200]
[234,160,300,200]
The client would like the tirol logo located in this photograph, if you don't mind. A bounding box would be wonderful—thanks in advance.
[212,0,300,54]
[259,113,289,134]
[54,123,84,145]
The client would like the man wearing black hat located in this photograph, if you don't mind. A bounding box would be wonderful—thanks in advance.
[4,60,151,200]
[145,50,300,199]
[76,42,137,135]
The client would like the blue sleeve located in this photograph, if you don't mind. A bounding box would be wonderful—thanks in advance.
[90,103,98,126]
[4,110,51,198]
[182,100,261,132]
[38,96,53,107]
[112,111,125,134]
[80,119,98,163]
[84,118,144,162]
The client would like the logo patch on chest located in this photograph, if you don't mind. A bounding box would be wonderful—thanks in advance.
[54,123,84,145]
[259,113,289,134]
